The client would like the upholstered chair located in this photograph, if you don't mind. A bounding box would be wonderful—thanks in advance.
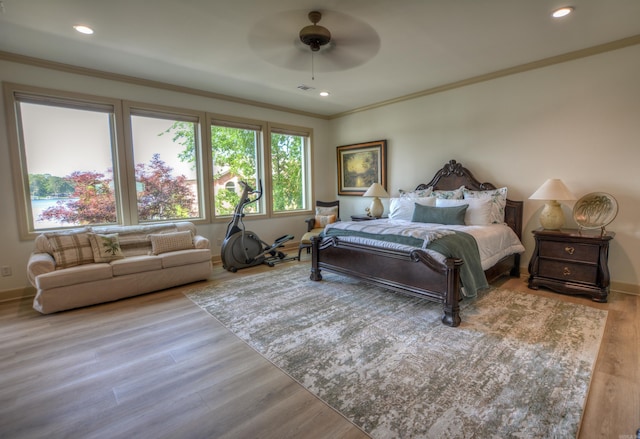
[298,200,340,259]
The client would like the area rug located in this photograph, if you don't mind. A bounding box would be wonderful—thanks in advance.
[185,264,607,438]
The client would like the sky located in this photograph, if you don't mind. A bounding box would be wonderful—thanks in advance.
[21,103,195,178]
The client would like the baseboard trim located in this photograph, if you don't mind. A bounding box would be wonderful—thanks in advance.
[610,281,640,296]
[0,287,36,303]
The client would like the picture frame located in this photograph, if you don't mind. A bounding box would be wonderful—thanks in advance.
[337,140,387,196]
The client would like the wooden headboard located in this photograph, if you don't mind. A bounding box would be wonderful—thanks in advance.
[415,160,523,240]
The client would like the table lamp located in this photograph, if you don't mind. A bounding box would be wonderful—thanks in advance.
[363,183,389,218]
[529,178,576,229]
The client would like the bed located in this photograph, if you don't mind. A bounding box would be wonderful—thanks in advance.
[309,159,524,327]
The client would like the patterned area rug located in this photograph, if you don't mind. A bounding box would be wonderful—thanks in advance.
[185,264,607,438]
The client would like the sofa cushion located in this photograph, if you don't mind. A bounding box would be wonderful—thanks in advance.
[36,263,112,290]
[110,255,163,276]
[149,230,194,255]
[88,233,125,263]
[44,229,94,269]
[160,249,212,269]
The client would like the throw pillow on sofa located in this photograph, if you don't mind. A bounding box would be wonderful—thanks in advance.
[44,228,94,269]
[88,233,125,263]
[149,230,195,255]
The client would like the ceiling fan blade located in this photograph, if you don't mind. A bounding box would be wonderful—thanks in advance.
[248,9,380,72]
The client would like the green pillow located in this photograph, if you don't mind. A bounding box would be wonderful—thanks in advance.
[412,203,468,225]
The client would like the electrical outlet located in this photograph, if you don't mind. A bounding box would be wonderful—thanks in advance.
[1,266,12,277]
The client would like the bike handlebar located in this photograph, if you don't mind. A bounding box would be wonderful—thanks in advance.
[238,179,263,202]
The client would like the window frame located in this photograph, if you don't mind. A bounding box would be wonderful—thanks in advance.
[4,82,315,239]
[123,102,209,224]
[4,83,126,239]
[267,123,314,217]
[208,113,267,222]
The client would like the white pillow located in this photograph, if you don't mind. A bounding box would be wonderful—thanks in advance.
[398,187,432,198]
[149,230,194,255]
[431,185,465,200]
[463,187,508,224]
[389,197,436,221]
[436,198,492,226]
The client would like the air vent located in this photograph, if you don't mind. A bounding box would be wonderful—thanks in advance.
[297,84,316,91]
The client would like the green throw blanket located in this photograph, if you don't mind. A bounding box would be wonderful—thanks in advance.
[427,232,488,297]
[324,228,488,297]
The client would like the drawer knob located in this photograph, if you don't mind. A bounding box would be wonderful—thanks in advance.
[563,267,571,276]
[565,246,575,255]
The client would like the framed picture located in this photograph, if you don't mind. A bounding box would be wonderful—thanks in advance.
[337,140,387,196]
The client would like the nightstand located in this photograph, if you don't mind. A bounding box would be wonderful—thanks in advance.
[350,214,385,221]
[528,228,614,302]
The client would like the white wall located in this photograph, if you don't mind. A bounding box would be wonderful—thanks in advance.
[0,59,331,295]
[329,44,640,292]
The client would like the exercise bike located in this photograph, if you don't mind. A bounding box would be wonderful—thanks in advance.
[220,180,295,272]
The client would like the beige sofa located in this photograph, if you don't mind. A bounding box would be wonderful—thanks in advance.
[27,222,212,314]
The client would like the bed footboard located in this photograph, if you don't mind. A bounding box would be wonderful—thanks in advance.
[310,236,463,326]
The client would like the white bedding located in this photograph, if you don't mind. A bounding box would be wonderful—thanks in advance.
[324,219,525,271]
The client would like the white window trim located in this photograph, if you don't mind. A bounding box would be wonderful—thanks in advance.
[267,123,314,217]
[123,101,209,224]
[4,82,315,239]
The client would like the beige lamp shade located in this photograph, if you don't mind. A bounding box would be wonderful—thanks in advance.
[529,179,576,229]
[529,178,576,201]
[363,183,389,218]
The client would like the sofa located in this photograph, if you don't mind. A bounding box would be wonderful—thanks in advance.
[27,222,212,314]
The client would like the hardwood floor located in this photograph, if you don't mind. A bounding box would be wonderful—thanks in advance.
[1,259,638,438]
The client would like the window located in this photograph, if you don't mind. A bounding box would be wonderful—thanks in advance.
[11,92,120,232]
[209,120,312,218]
[210,118,264,216]
[129,110,204,222]
[270,126,312,214]
[5,83,314,237]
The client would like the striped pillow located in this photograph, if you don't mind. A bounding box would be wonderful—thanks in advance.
[44,229,94,269]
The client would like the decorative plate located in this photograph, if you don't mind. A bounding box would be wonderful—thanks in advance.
[572,192,618,229]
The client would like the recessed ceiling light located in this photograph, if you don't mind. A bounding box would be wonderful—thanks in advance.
[319,91,330,97]
[552,7,574,18]
[73,25,94,35]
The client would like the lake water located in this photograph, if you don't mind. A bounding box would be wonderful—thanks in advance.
[31,198,77,229]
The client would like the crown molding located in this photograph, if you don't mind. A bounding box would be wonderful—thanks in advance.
[2,33,639,121]
[0,50,330,120]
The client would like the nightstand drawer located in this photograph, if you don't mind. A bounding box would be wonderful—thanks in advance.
[538,260,598,284]
[528,228,613,302]
[538,241,599,263]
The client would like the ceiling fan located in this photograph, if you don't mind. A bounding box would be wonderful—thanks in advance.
[248,9,380,74]
[299,11,332,52]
